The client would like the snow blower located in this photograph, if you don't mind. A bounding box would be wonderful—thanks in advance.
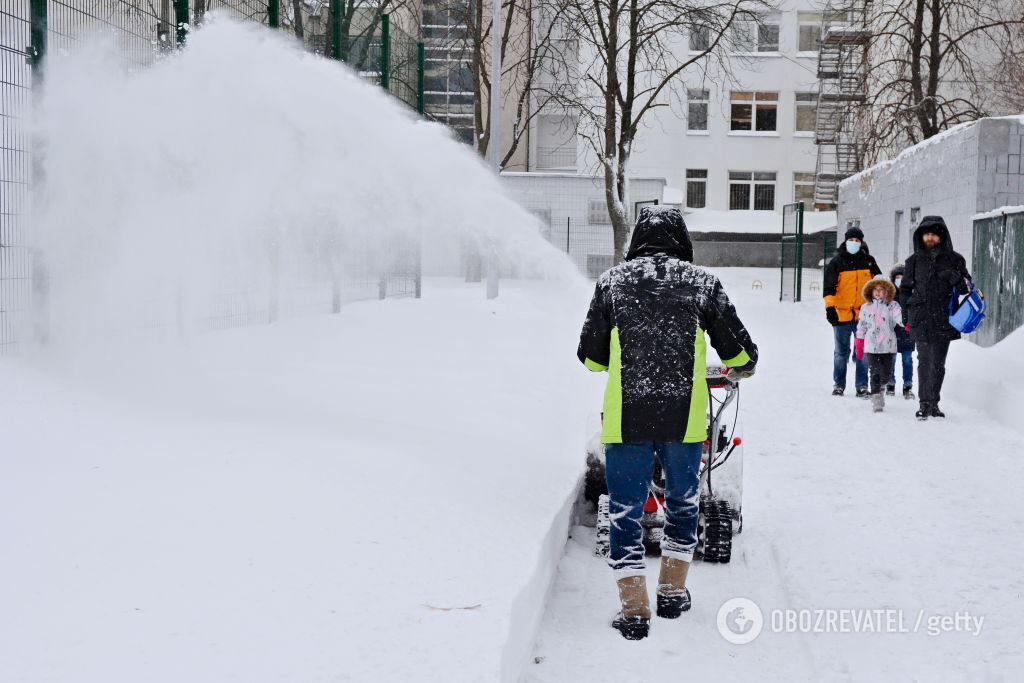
[583,365,744,563]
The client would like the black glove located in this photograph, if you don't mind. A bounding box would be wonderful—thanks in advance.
[727,361,756,381]
[939,269,963,288]
[825,306,839,325]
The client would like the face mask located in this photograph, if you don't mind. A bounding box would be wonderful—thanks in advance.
[847,240,862,254]
[894,277,902,287]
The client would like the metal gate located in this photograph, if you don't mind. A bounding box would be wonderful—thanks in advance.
[780,201,805,302]
[972,210,1024,347]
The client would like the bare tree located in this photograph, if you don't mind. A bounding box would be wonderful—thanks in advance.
[862,0,1024,163]
[990,25,1024,112]
[425,0,573,167]
[546,0,770,263]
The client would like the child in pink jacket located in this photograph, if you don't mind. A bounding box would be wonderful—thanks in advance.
[855,278,903,412]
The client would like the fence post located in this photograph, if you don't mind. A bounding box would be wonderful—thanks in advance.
[28,0,47,75]
[174,0,189,46]
[268,0,280,28]
[380,14,391,91]
[329,0,342,60]
[416,42,425,115]
[796,201,804,303]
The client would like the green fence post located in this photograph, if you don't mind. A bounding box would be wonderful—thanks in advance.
[796,201,805,302]
[380,14,391,90]
[329,0,342,60]
[416,41,425,115]
[28,0,47,76]
[268,0,280,28]
[174,0,189,46]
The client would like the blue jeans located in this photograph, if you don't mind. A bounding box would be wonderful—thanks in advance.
[605,442,703,575]
[833,321,867,390]
[888,350,914,388]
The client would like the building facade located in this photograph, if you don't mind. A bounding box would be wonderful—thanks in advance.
[837,116,1024,273]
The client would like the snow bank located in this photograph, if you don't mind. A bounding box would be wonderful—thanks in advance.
[0,279,603,682]
[945,327,1024,435]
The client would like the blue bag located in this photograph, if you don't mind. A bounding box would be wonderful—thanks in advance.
[948,283,986,334]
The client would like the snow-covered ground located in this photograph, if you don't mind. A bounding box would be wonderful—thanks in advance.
[528,268,1024,681]
[0,278,600,683]
[5,268,1021,681]
[6,16,1023,681]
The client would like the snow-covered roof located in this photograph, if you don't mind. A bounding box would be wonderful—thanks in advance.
[679,208,838,234]
[973,205,1024,220]
[841,115,1024,189]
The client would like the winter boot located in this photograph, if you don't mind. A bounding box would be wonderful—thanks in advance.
[832,386,844,396]
[656,557,692,619]
[886,385,896,396]
[916,402,931,420]
[612,575,650,640]
[903,386,915,400]
[871,392,884,413]
[930,404,946,418]
[856,387,870,399]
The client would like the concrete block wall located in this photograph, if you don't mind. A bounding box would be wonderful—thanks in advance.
[837,117,1024,274]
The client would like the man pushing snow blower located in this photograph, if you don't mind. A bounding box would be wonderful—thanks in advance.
[577,206,758,641]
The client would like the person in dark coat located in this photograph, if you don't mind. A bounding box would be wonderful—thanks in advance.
[898,216,972,419]
[888,264,915,399]
[577,206,758,640]
[823,227,882,397]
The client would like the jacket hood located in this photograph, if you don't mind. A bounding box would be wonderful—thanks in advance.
[862,277,897,304]
[913,215,953,253]
[890,263,905,281]
[625,206,694,262]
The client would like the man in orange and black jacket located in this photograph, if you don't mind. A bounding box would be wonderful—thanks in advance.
[824,226,881,397]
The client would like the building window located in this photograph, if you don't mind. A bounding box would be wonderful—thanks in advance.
[686,169,708,208]
[732,13,781,52]
[795,93,818,132]
[730,91,777,132]
[589,200,611,224]
[423,1,475,146]
[536,114,577,170]
[729,171,776,210]
[687,88,709,131]
[794,172,815,205]
[798,12,821,52]
[689,25,710,51]
[910,207,921,226]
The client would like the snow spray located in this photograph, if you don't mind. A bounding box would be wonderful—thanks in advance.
[29,15,578,352]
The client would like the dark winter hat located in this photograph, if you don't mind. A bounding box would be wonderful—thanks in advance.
[625,206,694,262]
[844,226,865,240]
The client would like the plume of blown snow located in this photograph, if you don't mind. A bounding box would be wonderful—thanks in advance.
[31,15,579,354]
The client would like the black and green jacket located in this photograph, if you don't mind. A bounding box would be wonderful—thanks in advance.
[577,206,758,444]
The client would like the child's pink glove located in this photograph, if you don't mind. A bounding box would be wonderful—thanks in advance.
[854,338,865,360]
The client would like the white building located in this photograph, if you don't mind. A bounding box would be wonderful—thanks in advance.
[627,3,828,214]
[512,2,834,259]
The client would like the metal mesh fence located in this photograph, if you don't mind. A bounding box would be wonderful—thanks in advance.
[780,201,804,302]
[0,1,422,351]
[971,211,1024,347]
[206,0,271,24]
[49,1,174,63]
[0,0,31,354]
[502,174,666,278]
